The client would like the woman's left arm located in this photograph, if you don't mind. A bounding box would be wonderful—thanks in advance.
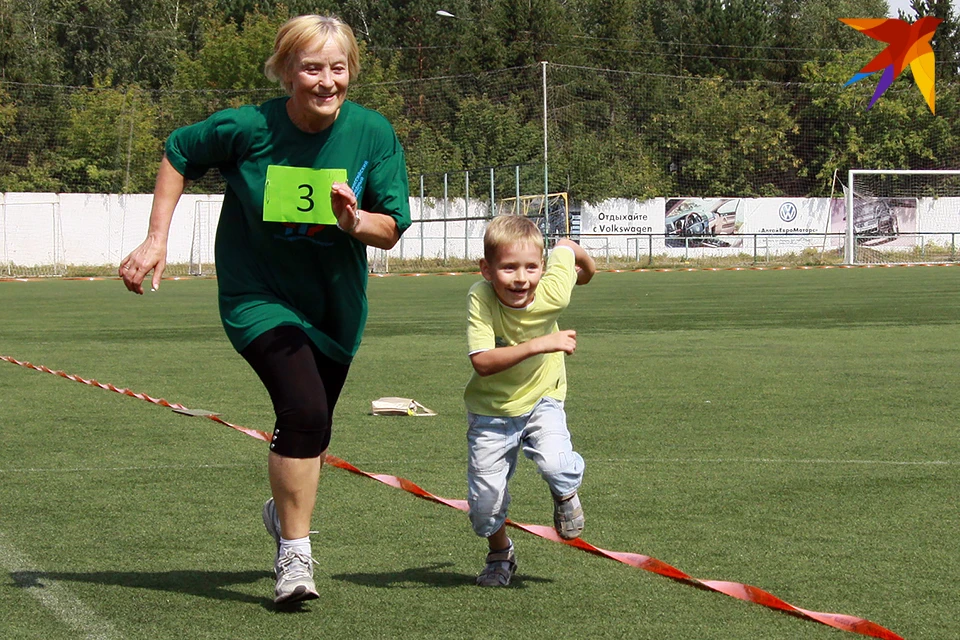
[331,182,401,250]
[348,210,401,249]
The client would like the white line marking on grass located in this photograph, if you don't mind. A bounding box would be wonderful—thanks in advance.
[602,457,958,466]
[0,462,256,474]
[0,531,123,640]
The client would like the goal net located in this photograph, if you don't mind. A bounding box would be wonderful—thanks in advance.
[846,170,960,265]
[496,192,570,243]
[189,199,219,276]
[0,195,65,277]
[368,247,389,275]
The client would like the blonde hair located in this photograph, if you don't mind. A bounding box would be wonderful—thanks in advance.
[483,215,544,262]
[264,15,360,94]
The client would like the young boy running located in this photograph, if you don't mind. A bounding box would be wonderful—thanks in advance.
[464,215,597,587]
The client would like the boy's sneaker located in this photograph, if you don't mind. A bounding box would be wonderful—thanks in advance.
[476,543,517,587]
[552,492,584,540]
[273,548,319,604]
[262,498,281,563]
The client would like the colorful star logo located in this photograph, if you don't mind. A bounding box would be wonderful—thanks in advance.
[840,17,942,114]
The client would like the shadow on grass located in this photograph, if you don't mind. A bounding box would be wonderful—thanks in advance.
[331,562,553,589]
[10,569,272,606]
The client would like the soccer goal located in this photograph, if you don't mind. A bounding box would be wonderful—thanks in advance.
[496,192,570,242]
[188,199,220,276]
[0,194,65,277]
[846,170,960,265]
[368,247,389,274]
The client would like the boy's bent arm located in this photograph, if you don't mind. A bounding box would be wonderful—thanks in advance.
[556,238,596,285]
[470,330,577,376]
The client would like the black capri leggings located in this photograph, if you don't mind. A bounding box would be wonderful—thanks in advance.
[240,325,351,459]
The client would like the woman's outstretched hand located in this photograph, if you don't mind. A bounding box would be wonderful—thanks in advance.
[119,236,167,294]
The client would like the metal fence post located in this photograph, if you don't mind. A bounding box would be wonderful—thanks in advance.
[419,174,425,260]
[1,194,7,276]
[515,165,520,205]
[443,173,449,261]
[490,167,495,217]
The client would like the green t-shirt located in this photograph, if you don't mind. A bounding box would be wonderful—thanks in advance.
[165,98,411,363]
[463,246,578,417]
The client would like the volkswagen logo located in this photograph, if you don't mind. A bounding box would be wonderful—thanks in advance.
[779,202,798,222]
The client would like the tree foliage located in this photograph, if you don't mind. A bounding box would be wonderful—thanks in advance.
[0,0,958,201]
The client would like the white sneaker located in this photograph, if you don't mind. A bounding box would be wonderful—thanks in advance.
[273,548,319,604]
[262,498,281,563]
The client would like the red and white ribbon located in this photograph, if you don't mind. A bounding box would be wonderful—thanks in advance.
[1,354,903,639]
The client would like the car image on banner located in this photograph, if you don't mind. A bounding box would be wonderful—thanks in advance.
[665,198,743,247]
[830,197,917,247]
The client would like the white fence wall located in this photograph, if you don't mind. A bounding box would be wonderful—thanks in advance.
[0,193,224,269]
[2,193,959,268]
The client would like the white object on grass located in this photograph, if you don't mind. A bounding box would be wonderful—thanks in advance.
[370,397,437,416]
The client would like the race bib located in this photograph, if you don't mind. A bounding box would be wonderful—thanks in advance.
[263,166,347,224]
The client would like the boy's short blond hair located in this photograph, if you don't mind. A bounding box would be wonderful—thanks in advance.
[264,15,361,94]
[483,215,544,262]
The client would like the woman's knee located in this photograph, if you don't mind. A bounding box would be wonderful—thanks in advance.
[278,394,329,430]
[271,396,331,458]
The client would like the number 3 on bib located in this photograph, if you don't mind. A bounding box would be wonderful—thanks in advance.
[263,166,347,224]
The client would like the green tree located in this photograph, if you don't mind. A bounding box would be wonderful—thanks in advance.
[431,1,510,75]
[646,79,801,196]
[172,12,283,92]
[0,85,15,136]
[645,0,773,80]
[490,0,579,68]
[1,0,65,84]
[798,50,960,192]
[571,0,668,74]
[552,124,672,203]
[0,81,70,192]
[452,95,542,170]
[57,78,162,192]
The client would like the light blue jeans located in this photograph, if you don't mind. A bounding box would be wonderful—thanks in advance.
[466,396,585,538]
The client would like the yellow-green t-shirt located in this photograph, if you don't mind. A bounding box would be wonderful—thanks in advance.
[464,246,577,417]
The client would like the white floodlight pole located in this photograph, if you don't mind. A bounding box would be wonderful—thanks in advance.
[542,61,549,219]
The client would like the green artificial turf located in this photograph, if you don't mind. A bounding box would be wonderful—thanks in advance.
[1,267,958,638]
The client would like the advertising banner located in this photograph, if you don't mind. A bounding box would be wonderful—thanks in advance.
[580,198,663,235]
